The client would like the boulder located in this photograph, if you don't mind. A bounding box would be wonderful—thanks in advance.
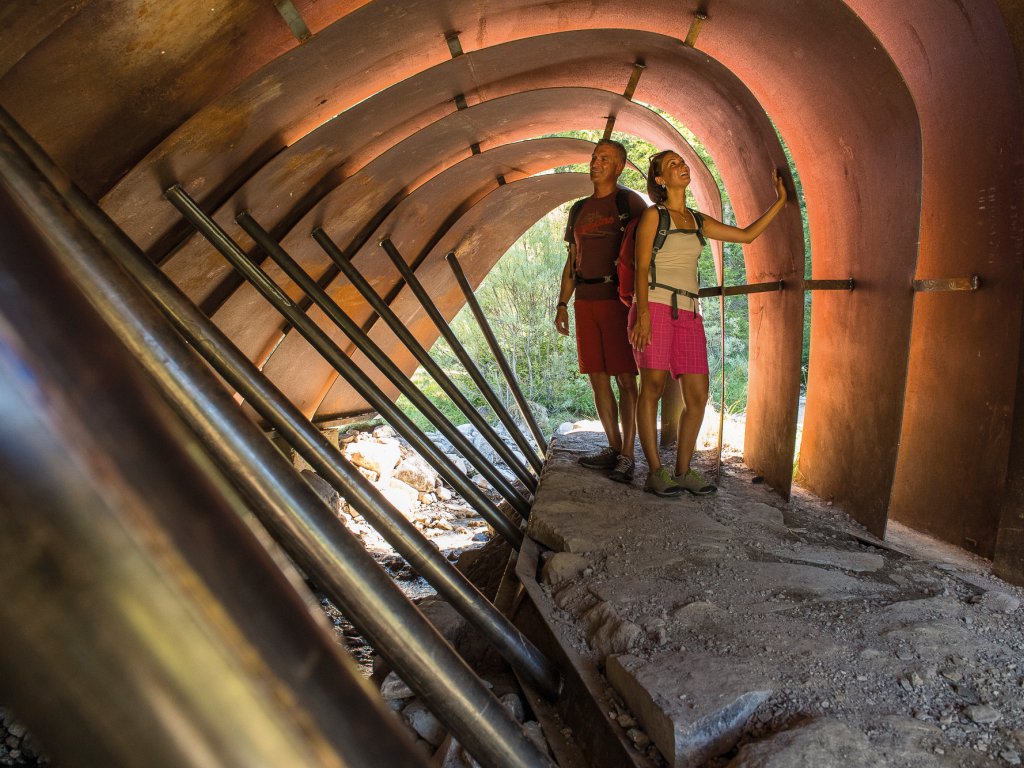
[344,440,401,478]
[395,454,438,492]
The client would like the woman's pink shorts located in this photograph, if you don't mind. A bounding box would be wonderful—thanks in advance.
[628,302,709,377]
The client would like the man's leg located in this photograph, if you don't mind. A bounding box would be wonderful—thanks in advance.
[615,373,638,459]
[588,372,622,453]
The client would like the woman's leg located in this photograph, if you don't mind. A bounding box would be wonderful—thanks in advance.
[675,373,709,476]
[637,368,669,471]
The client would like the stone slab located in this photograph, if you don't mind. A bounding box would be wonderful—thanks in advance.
[607,653,772,767]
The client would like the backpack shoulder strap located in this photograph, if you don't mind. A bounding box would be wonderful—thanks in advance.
[615,187,633,228]
[653,205,671,255]
[567,197,587,234]
[688,207,707,247]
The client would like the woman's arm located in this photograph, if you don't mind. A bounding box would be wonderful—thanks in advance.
[629,207,660,351]
[702,169,788,244]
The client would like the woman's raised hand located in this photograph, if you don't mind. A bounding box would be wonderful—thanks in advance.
[773,168,788,204]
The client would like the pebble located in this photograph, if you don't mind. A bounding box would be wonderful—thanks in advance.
[1003,751,1022,766]
[616,714,637,729]
[627,728,650,748]
[6,724,26,739]
[964,704,1001,724]
[981,591,1020,613]
[500,693,525,724]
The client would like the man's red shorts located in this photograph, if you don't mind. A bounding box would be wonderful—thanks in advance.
[574,299,639,376]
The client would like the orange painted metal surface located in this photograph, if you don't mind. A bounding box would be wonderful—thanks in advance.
[846,0,1024,556]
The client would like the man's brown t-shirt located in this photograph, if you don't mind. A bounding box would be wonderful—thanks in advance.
[564,189,648,301]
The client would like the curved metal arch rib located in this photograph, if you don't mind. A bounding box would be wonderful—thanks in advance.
[320,173,596,414]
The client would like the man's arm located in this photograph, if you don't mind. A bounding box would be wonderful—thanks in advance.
[554,244,576,336]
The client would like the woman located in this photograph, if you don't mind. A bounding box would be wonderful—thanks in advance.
[629,150,787,496]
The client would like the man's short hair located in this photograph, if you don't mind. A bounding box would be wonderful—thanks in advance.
[595,138,627,166]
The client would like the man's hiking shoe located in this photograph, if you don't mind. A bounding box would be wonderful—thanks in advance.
[676,468,717,496]
[579,446,619,470]
[644,466,683,497]
[608,455,635,484]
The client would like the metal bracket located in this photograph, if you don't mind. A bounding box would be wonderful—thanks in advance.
[913,275,980,292]
[602,115,617,140]
[445,31,464,58]
[272,0,311,42]
[684,12,709,47]
[469,142,481,155]
[622,61,647,102]
[699,279,785,298]
[453,93,468,111]
[804,278,855,291]
[496,174,507,186]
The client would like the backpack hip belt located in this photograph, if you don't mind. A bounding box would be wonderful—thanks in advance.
[650,281,699,319]
[575,274,618,285]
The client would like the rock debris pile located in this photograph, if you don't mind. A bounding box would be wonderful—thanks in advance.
[527,430,1024,767]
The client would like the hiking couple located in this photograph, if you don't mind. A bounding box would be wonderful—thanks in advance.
[554,139,787,497]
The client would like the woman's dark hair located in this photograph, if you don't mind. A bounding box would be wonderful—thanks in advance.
[646,150,672,204]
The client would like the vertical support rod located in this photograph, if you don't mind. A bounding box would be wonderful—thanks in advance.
[0,109,557,695]
[445,250,548,454]
[238,213,532,513]
[241,215,536,498]
[164,185,524,549]
[380,237,545,475]
[312,227,539,493]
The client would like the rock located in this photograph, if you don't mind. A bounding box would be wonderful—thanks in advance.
[395,454,438,492]
[540,552,590,586]
[557,422,574,434]
[523,721,552,757]
[979,591,1020,613]
[300,470,343,514]
[418,597,468,649]
[584,602,643,659]
[380,671,414,700]
[1002,750,1021,766]
[607,653,772,768]
[964,704,1001,724]
[6,724,26,739]
[727,718,874,767]
[380,478,419,517]
[617,714,637,729]
[373,425,397,440]
[500,693,525,723]
[436,486,453,501]
[344,440,401,478]
[628,728,650,749]
[771,545,884,573]
[403,700,446,746]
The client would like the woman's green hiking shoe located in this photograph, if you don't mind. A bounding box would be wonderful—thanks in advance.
[645,466,684,497]
[676,468,717,496]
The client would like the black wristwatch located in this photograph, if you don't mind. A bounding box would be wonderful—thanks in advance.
[556,301,568,309]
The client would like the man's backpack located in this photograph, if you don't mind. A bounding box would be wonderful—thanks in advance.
[567,187,634,285]
[617,206,706,315]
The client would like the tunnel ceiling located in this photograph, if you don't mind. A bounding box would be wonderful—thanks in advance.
[2,1,1023,564]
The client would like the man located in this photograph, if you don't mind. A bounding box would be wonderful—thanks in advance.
[554,139,646,483]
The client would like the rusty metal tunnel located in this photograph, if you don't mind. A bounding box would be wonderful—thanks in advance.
[0,1,1022,766]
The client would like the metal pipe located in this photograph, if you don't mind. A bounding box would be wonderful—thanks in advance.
[165,184,525,549]
[0,112,557,699]
[445,250,548,454]
[312,225,540,492]
[0,127,551,768]
[380,237,545,475]
[0,140,428,768]
[238,211,532,513]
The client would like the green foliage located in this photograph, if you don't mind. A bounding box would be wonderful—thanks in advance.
[397,117,811,428]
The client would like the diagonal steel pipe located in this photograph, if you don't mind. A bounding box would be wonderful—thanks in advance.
[238,211,532,513]
[0,173,433,768]
[164,184,525,549]
[0,141,428,768]
[0,125,552,768]
[380,238,546,476]
[446,250,549,454]
[311,226,540,494]
[0,108,558,699]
